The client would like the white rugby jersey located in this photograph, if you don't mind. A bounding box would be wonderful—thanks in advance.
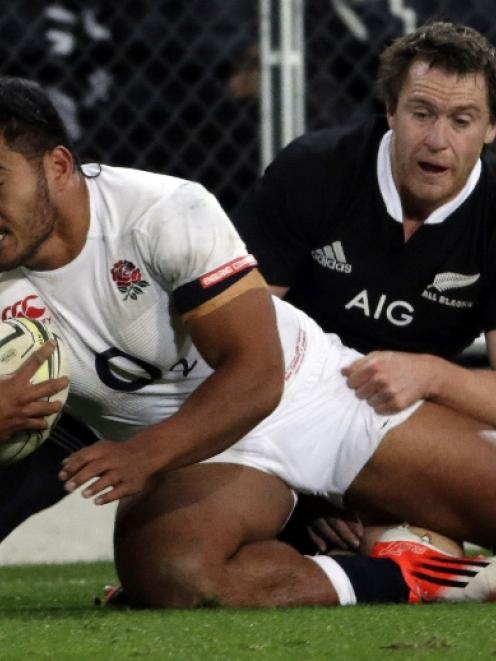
[0,165,315,441]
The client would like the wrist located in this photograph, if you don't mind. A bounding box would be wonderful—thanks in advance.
[126,432,168,474]
[420,354,449,401]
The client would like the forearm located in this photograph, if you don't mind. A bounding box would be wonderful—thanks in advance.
[126,358,284,473]
[427,355,496,427]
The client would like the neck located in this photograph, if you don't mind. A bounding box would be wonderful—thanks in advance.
[402,217,425,241]
[399,192,436,242]
[399,187,438,241]
[26,174,90,271]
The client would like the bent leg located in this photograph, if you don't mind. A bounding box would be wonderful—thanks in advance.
[114,463,339,608]
[346,401,496,548]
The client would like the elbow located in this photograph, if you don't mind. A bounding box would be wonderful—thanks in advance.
[264,384,284,419]
[254,363,285,420]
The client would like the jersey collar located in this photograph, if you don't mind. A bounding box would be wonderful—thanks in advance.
[377,129,481,224]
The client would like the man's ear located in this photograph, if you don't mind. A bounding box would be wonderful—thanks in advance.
[484,121,496,145]
[43,146,74,189]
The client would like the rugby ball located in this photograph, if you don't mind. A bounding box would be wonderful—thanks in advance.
[0,318,69,465]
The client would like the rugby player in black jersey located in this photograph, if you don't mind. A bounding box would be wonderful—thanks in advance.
[234,21,496,554]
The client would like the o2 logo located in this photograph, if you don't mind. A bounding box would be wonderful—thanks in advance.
[95,348,198,391]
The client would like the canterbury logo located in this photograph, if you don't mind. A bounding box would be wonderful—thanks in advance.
[312,241,352,274]
[1,294,47,321]
[428,272,480,293]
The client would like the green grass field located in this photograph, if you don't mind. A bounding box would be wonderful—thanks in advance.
[1,562,496,660]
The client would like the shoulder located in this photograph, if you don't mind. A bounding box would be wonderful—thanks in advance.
[475,149,496,214]
[481,148,496,182]
[291,115,385,152]
[268,116,387,180]
[83,163,195,205]
[83,164,220,232]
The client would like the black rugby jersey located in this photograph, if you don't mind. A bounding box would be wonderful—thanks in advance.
[234,117,496,358]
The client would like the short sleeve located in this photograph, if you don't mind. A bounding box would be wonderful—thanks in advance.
[143,182,257,314]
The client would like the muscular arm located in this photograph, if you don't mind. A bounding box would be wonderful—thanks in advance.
[343,335,496,427]
[424,330,496,426]
[130,285,284,471]
[60,285,285,502]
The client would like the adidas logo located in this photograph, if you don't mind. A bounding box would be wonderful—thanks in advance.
[312,241,352,274]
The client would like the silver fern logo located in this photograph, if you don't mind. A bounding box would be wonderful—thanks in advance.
[422,271,479,309]
[429,272,480,293]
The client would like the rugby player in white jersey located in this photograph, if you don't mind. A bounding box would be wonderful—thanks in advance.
[1,75,496,608]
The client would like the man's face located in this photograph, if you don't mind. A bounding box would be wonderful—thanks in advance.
[387,60,496,217]
[0,136,57,271]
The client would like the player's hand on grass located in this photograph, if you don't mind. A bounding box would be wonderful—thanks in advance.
[59,440,153,504]
[341,350,435,414]
[307,514,364,553]
[0,341,67,442]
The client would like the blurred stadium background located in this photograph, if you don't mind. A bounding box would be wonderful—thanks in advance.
[0,0,491,563]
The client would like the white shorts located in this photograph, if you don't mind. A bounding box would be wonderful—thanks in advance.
[204,311,422,502]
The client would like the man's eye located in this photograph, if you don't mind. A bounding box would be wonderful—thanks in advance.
[454,117,470,128]
[412,110,429,120]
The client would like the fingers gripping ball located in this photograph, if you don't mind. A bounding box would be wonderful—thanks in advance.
[0,318,69,464]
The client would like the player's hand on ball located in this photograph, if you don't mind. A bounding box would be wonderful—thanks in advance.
[0,341,68,442]
[59,440,153,504]
[341,350,436,414]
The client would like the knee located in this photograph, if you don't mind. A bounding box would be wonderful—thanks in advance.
[116,543,224,609]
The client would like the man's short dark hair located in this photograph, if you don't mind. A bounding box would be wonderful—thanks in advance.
[377,22,496,121]
[0,76,77,163]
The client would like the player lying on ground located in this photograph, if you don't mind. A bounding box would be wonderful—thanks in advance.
[1,75,496,607]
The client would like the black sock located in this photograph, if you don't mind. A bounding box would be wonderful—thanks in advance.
[331,555,409,603]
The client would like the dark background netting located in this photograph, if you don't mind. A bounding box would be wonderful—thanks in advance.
[306,0,496,129]
[0,1,494,212]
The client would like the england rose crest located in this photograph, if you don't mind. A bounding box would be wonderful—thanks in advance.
[111,260,150,301]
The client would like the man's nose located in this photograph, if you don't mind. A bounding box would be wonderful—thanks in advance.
[424,118,449,150]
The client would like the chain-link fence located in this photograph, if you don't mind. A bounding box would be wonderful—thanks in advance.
[0,1,259,212]
[0,1,495,212]
[306,0,496,130]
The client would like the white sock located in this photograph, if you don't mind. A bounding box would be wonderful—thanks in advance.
[306,554,357,605]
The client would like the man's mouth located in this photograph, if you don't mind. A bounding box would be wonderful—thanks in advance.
[418,161,449,174]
